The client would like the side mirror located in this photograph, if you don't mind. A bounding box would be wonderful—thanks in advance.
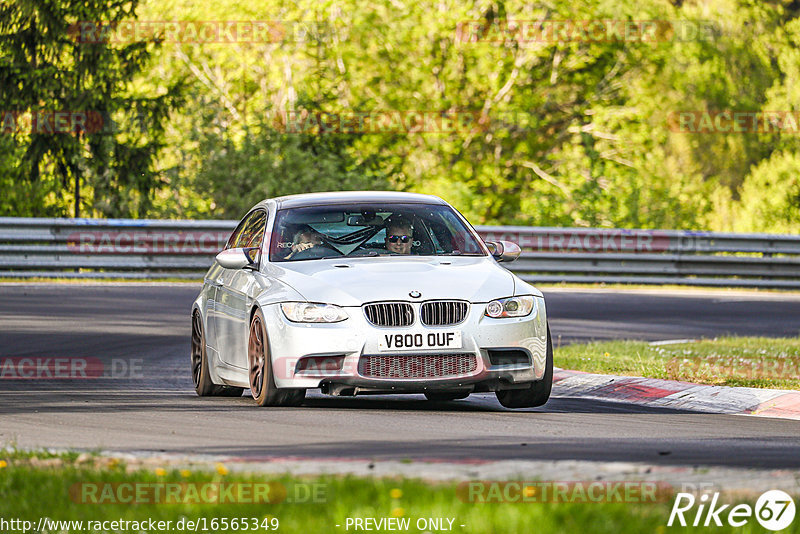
[215,247,260,270]
[486,240,521,263]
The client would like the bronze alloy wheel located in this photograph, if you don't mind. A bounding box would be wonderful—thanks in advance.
[248,308,305,407]
[248,313,267,398]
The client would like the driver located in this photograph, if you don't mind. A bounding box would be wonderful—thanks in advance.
[285,228,323,259]
[384,215,413,255]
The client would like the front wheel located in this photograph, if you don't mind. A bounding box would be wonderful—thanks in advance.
[495,323,553,409]
[248,308,305,407]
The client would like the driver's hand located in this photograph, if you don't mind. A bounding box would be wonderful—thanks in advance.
[291,242,314,253]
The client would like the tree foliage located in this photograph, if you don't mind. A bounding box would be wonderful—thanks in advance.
[3,0,800,233]
[0,0,183,217]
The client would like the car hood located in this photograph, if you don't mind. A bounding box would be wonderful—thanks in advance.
[266,256,524,306]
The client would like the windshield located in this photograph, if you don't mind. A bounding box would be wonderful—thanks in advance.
[269,203,486,262]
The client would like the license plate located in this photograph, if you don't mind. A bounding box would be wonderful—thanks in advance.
[378,331,462,352]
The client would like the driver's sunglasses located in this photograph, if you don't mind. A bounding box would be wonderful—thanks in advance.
[387,234,411,244]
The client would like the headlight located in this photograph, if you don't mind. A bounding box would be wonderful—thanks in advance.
[280,302,349,323]
[485,296,536,318]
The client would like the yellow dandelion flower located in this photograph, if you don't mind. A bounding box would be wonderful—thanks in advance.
[0,460,7,469]
[154,467,167,476]
[390,488,403,499]
[180,469,191,478]
[215,463,229,476]
[391,507,404,517]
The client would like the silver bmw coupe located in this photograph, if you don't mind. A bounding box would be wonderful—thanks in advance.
[191,191,552,408]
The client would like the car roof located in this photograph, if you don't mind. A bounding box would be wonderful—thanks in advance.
[255,191,449,210]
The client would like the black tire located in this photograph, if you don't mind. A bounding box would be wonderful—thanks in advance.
[191,311,244,397]
[424,391,470,401]
[495,323,553,409]
[248,308,306,407]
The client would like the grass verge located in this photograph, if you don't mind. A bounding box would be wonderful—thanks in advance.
[1,451,795,534]
[537,282,800,295]
[556,336,800,389]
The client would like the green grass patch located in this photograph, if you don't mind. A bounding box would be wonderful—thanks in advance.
[556,337,800,389]
[0,451,794,533]
[538,282,800,295]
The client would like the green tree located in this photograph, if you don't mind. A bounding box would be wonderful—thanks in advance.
[196,120,396,218]
[16,0,795,233]
[0,0,183,217]
[735,151,800,233]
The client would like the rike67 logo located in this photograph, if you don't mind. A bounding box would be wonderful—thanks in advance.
[668,490,796,530]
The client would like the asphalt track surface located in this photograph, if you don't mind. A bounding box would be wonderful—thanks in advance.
[1,283,800,468]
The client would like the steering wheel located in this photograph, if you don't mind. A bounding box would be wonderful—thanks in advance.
[290,245,343,260]
[346,244,383,257]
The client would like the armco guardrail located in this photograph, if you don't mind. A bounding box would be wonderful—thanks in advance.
[0,218,233,280]
[479,226,800,288]
[1,218,799,288]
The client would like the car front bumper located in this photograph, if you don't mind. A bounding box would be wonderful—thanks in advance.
[263,297,548,393]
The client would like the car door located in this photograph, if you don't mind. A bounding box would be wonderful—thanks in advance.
[205,217,249,352]
[215,209,267,369]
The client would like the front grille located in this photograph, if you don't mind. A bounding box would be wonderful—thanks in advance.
[358,354,477,379]
[420,300,469,326]
[364,302,414,327]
